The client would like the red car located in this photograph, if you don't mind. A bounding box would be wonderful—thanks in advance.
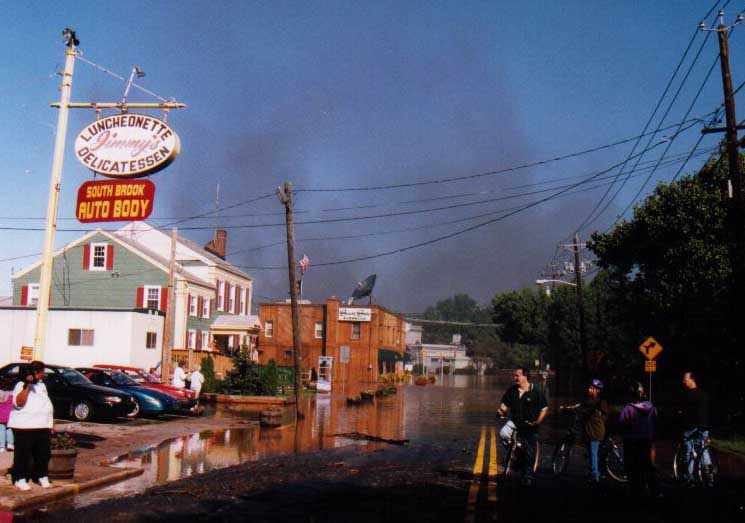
[93,364,197,410]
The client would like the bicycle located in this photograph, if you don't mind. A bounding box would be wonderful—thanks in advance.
[551,431,627,482]
[672,429,718,487]
[501,420,541,477]
[551,406,627,482]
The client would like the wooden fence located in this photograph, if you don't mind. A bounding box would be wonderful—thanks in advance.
[172,349,235,379]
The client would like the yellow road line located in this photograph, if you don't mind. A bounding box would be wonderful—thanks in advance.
[488,426,498,478]
[487,426,499,504]
[473,426,487,475]
[465,426,487,522]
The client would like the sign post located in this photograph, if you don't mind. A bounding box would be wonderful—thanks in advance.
[638,337,663,402]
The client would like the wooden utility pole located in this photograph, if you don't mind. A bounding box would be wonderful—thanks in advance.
[33,29,78,361]
[161,228,177,383]
[701,11,745,354]
[573,234,589,381]
[277,182,303,419]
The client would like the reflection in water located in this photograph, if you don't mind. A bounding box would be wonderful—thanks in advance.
[49,376,520,511]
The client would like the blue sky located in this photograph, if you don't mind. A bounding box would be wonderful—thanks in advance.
[0,1,740,310]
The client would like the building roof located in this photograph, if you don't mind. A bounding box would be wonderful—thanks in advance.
[112,233,213,289]
[115,222,252,281]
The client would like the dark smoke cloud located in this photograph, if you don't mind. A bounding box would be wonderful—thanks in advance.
[162,3,620,313]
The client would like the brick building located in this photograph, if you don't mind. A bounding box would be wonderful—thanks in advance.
[258,297,405,388]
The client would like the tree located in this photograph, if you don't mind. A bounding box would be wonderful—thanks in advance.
[421,293,496,349]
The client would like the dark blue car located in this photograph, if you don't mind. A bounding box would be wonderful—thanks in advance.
[77,368,179,417]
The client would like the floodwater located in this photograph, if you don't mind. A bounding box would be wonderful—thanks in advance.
[41,375,535,512]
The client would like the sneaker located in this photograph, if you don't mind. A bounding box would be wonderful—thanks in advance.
[6,444,13,451]
[39,477,51,489]
[14,479,31,491]
[0,448,5,453]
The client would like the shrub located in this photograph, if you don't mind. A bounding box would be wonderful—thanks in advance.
[51,432,77,451]
[200,356,217,393]
[414,376,429,386]
[261,360,279,396]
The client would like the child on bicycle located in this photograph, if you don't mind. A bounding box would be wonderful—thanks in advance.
[560,378,608,483]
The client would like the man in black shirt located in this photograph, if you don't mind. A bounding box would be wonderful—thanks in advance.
[680,371,712,485]
[497,367,549,485]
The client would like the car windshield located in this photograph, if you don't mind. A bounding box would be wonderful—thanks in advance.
[110,372,138,386]
[58,368,91,385]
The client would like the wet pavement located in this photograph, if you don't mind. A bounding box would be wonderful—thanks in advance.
[12,376,745,522]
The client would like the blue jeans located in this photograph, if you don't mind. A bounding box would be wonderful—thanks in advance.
[683,428,711,479]
[0,424,14,448]
[587,440,600,480]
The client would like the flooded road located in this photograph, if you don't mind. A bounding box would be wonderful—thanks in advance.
[42,375,520,512]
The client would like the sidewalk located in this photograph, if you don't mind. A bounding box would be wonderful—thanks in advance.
[0,459,143,511]
[0,408,261,512]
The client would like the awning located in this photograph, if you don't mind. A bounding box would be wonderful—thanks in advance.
[210,314,262,334]
[378,348,404,364]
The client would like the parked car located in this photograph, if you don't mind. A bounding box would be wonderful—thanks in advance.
[0,363,136,422]
[93,364,198,411]
[77,368,180,418]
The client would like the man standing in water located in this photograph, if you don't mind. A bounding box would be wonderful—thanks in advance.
[498,367,549,485]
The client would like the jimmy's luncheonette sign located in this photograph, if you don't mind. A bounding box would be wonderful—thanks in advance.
[338,307,372,322]
[74,114,180,178]
[76,179,155,223]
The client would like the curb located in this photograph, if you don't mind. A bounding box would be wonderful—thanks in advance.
[201,393,295,405]
[0,466,144,511]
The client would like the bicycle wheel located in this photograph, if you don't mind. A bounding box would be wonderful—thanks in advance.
[552,442,571,476]
[532,440,542,473]
[672,443,688,482]
[604,438,627,483]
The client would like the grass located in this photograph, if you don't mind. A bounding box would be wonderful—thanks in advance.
[712,434,745,457]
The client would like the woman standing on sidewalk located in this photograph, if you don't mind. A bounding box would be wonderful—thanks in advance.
[8,361,54,491]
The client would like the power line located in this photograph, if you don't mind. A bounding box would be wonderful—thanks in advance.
[293,115,716,193]
[575,1,725,233]
[235,137,674,270]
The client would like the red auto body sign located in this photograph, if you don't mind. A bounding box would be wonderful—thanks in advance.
[74,114,180,178]
[77,179,155,222]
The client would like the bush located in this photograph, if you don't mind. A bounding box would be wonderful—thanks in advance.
[415,376,429,386]
[200,356,217,393]
[261,360,279,396]
[51,432,77,451]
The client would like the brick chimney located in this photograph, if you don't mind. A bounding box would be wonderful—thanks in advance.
[204,229,227,259]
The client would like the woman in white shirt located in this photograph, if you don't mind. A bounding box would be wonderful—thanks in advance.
[8,361,54,491]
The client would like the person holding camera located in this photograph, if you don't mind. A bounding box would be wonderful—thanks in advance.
[8,361,54,491]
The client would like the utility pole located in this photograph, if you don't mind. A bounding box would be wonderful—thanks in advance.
[701,10,745,355]
[277,182,303,419]
[161,228,177,383]
[565,234,589,381]
[33,29,78,361]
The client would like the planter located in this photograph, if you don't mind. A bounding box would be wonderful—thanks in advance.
[48,448,78,479]
[260,408,283,427]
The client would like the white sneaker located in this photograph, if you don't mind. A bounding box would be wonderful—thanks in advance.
[39,476,52,489]
[6,444,13,451]
[14,479,31,491]
[0,448,5,453]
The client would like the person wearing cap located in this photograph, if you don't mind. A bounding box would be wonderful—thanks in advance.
[560,378,609,483]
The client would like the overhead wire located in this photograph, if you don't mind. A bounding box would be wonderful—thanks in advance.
[235,137,675,270]
[575,0,725,233]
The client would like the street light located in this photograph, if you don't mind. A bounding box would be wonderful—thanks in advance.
[535,279,577,297]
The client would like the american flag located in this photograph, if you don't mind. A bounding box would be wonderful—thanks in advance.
[298,254,311,275]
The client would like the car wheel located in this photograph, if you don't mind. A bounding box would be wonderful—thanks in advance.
[72,400,94,422]
[128,398,141,418]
